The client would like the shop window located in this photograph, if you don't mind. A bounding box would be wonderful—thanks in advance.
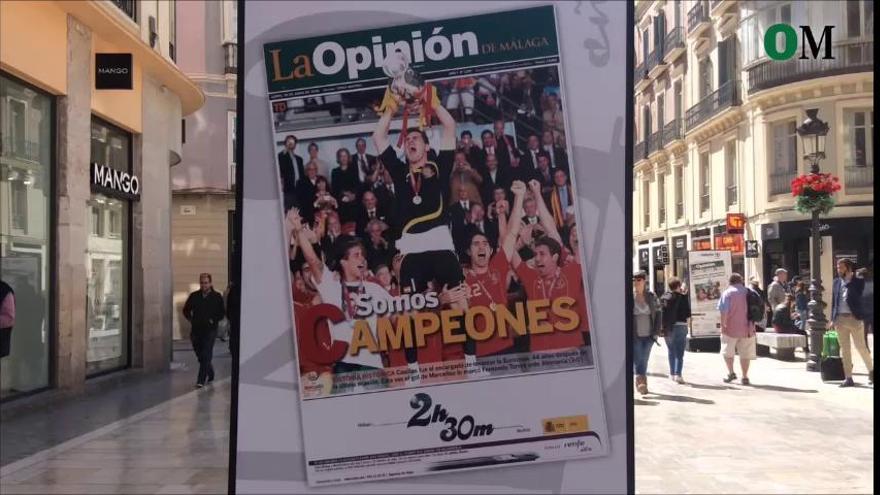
[86,118,131,376]
[658,172,666,226]
[674,165,684,220]
[699,151,710,213]
[0,73,53,399]
[228,111,237,189]
[724,140,737,207]
[770,120,797,195]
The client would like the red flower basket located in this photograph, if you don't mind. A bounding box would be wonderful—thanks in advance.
[791,173,841,215]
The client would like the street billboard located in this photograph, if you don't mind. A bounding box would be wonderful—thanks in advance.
[232,1,632,492]
[687,250,732,338]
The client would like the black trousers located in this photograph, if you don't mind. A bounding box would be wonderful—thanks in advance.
[192,330,217,384]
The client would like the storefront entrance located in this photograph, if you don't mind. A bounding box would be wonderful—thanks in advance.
[86,118,132,376]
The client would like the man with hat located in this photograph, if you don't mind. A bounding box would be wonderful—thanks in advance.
[766,268,789,326]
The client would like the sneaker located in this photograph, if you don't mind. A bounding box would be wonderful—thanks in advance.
[195,383,205,389]
[839,378,855,388]
[723,372,737,383]
[675,375,685,384]
[741,377,750,386]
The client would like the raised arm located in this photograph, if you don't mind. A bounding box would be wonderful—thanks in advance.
[372,106,395,153]
[501,181,527,266]
[288,208,324,281]
[495,199,510,244]
[433,103,457,151]
[529,179,562,243]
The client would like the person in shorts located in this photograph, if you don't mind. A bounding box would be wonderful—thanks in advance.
[717,273,756,385]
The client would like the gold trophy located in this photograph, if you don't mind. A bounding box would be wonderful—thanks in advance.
[375,50,440,146]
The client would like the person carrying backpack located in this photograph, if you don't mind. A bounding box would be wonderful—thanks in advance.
[659,277,691,384]
[718,273,758,385]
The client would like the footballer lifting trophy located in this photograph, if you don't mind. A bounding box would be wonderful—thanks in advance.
[375,50,440,147]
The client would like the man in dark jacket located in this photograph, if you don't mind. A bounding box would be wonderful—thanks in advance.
[831,258,873,387]
[278,135,305,211]
[183,273,226,388]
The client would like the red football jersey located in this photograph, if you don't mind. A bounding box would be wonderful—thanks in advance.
[466,253,514,356]
[515,260,589,351]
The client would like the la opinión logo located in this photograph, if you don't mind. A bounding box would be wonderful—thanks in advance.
[764,24,834,61]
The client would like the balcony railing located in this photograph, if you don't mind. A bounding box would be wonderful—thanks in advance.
[634,62,647,83]
[648,131,662,155]
[685,80,740,131]
[844,166,873,189]
[224,42,238,74]
[747,40,874,94]
[110,0,137,21]
[664,27,685,55]
[634,140,648,161]
[769,170,797,196]
[646,48,664,73]
[687,1,709,34]
[675,201,684,220]
[659,207,666,225]
[662,119,683,145]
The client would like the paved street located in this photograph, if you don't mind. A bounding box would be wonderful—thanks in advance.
[0,338,873,494]
[636,337,874,494]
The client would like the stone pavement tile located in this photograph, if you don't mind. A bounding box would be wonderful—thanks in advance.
[636,338,873,494]
[0,483,163,494]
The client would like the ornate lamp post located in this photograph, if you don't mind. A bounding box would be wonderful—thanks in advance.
[796,109,830,372]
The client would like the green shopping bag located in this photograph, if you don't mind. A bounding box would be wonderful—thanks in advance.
[822,330,840,359]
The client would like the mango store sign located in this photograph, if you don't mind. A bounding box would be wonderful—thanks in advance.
[90,163,140,200]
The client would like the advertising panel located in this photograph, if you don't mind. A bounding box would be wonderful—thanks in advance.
[234,2,631,493]
[687,250,732,338]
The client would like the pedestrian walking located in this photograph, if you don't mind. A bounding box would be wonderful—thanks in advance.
[718,273,757,385]
[856,268,873,351]
[183,273,226,388]
[632,270,660,395]
[748,276,768,332]
[0,280,14,358]
[831,259,873,387]
[767,268,789,327]
[659,277,691,384]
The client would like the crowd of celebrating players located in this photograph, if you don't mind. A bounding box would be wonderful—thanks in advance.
[279,70,588,389]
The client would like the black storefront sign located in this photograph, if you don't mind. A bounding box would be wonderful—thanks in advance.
[91,163,141,201]
[638,249,650,270]
[745,240,759,258]
[761,223,780,240]
[95,53,133,90]
[672,235,687,259]
[654,245,669,266]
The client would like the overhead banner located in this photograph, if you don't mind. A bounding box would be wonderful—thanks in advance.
[235,1,631,493]
[687,250,732,338]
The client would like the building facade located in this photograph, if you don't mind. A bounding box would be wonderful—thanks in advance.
[632,0,873,296]
[171,0,237,340]
[0,0,203,400]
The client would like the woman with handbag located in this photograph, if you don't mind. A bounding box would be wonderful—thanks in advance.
[632,271,660,395]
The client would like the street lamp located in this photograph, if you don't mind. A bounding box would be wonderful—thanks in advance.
[796,109,830,372]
